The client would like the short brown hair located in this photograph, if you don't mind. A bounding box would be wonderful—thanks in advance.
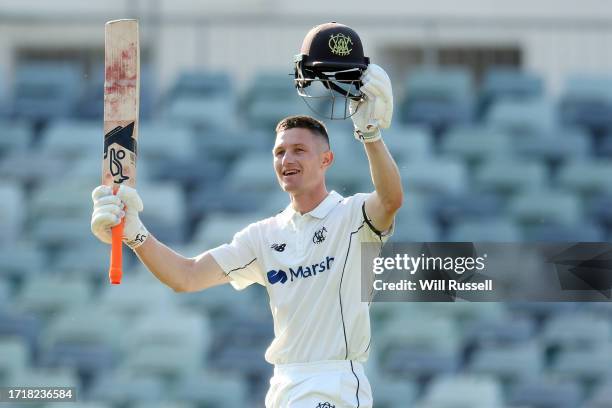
[275,115,330,148]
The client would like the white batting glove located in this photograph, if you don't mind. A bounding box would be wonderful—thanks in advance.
[349,64,394,143]
[91,185,149,249]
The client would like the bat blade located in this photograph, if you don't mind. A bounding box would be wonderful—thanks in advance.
[103,19,140,284]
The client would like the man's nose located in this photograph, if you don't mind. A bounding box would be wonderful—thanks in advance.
[281,151,296,166]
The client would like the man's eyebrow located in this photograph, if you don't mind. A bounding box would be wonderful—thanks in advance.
[273,143,306,152]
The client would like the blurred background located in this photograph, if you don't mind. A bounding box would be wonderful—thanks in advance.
[1,0,612,407]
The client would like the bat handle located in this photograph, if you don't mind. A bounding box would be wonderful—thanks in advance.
[109,186,124,284]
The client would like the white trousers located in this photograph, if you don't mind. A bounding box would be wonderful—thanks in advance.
[265,360,373,408]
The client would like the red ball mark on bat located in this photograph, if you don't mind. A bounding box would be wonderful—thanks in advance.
[104,45,138,95]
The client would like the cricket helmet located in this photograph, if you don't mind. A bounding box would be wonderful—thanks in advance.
[294,22,370,119]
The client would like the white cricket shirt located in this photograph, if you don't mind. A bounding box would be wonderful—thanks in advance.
[209,191,392,365]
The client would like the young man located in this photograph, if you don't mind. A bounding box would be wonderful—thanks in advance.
[91,63,402,407]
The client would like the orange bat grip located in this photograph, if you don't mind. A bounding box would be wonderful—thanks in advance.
[109,186,124,284]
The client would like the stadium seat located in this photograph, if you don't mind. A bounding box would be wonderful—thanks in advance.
[551,343,612,382]
[392,214,439,242]
[138,121,195,162]
[0,311,41,356]
[52,243,111,279]
[41,306,122,375]
[327,143,371,192]
[508,379,583,408]
[557,159,612,196]
[88,369,165,404]
[0,337,29,385]
[587,194,612,225]
[466,341,542,384]
[378,311,461,379]
[138,182,187,243]
[123,307,210,354]
[30,180,93,220]
[31,213,96,247]
[11,62,82,121]
[226,152,279,193]
[585,379,612,408]
[542,312,611,349]
[508,189,581,226]
[42,306,124,352]
[243,72,303,130]
[189,186,271,220]
[381,125,433,165]
[174,370,249,407]
[560,75,612,132]
[0,150,68,184]
[399,67,475,132]
[0,182,26,245]
[98,273,175,318]
[600,131,612,157]
[0,279,8,307]
[474,158,546,195]
[447,218,521,242]
[464,315,536,345]
[0,119,31,154]
[513,127,591,164]
[415,375,504,408]
[193,211,266,249]
[479,67,544,117]
[15,275,91,318]
[400,158,467,195]
[429,191,503,226]
[40,120,100,158]
[368,373,417,408]
[176,282,254,319]
[9,367,79,388]
[522,222,605,242]
[122,343,202,379]
[440,125,510,165]
[486,97,556,137]
[163,70,236,129]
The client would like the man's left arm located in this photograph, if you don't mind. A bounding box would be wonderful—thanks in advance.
[350,64,403,233]
[363,140,403,233]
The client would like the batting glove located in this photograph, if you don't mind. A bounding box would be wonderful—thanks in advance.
[349,63,394,143]
[91,185,149,249]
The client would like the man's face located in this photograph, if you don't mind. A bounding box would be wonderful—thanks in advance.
[273,127,332,194]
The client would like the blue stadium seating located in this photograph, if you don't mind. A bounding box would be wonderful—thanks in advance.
[479,66,544,117]
[12,62,82,121]
[399,67,475,132]
[560,75,612,132]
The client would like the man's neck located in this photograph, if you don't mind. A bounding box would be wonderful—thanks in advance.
[289,186,329,215]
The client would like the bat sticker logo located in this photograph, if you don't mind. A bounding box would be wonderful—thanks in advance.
[109,148,129,183]
[104,122,137,184]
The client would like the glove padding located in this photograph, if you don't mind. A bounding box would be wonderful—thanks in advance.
[91,185,149,249]
[349,63,394,143]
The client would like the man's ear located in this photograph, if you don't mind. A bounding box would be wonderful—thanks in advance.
[321,150,334,169]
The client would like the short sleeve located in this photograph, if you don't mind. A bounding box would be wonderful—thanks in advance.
[208,223,265,290]
[347,193,395,244]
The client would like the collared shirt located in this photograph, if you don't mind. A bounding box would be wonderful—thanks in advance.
[208,191,392,365]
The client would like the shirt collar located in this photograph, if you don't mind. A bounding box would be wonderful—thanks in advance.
[280,190,343,223]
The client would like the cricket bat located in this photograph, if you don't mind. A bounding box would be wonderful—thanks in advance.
[103,19,140,284]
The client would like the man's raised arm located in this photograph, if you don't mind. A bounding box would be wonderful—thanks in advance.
[350,64,403,232]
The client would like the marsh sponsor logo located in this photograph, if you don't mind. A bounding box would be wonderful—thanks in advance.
[267,256,335,285]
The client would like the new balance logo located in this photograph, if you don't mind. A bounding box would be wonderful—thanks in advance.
[271,243,286,252]
[267,256,335,285]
